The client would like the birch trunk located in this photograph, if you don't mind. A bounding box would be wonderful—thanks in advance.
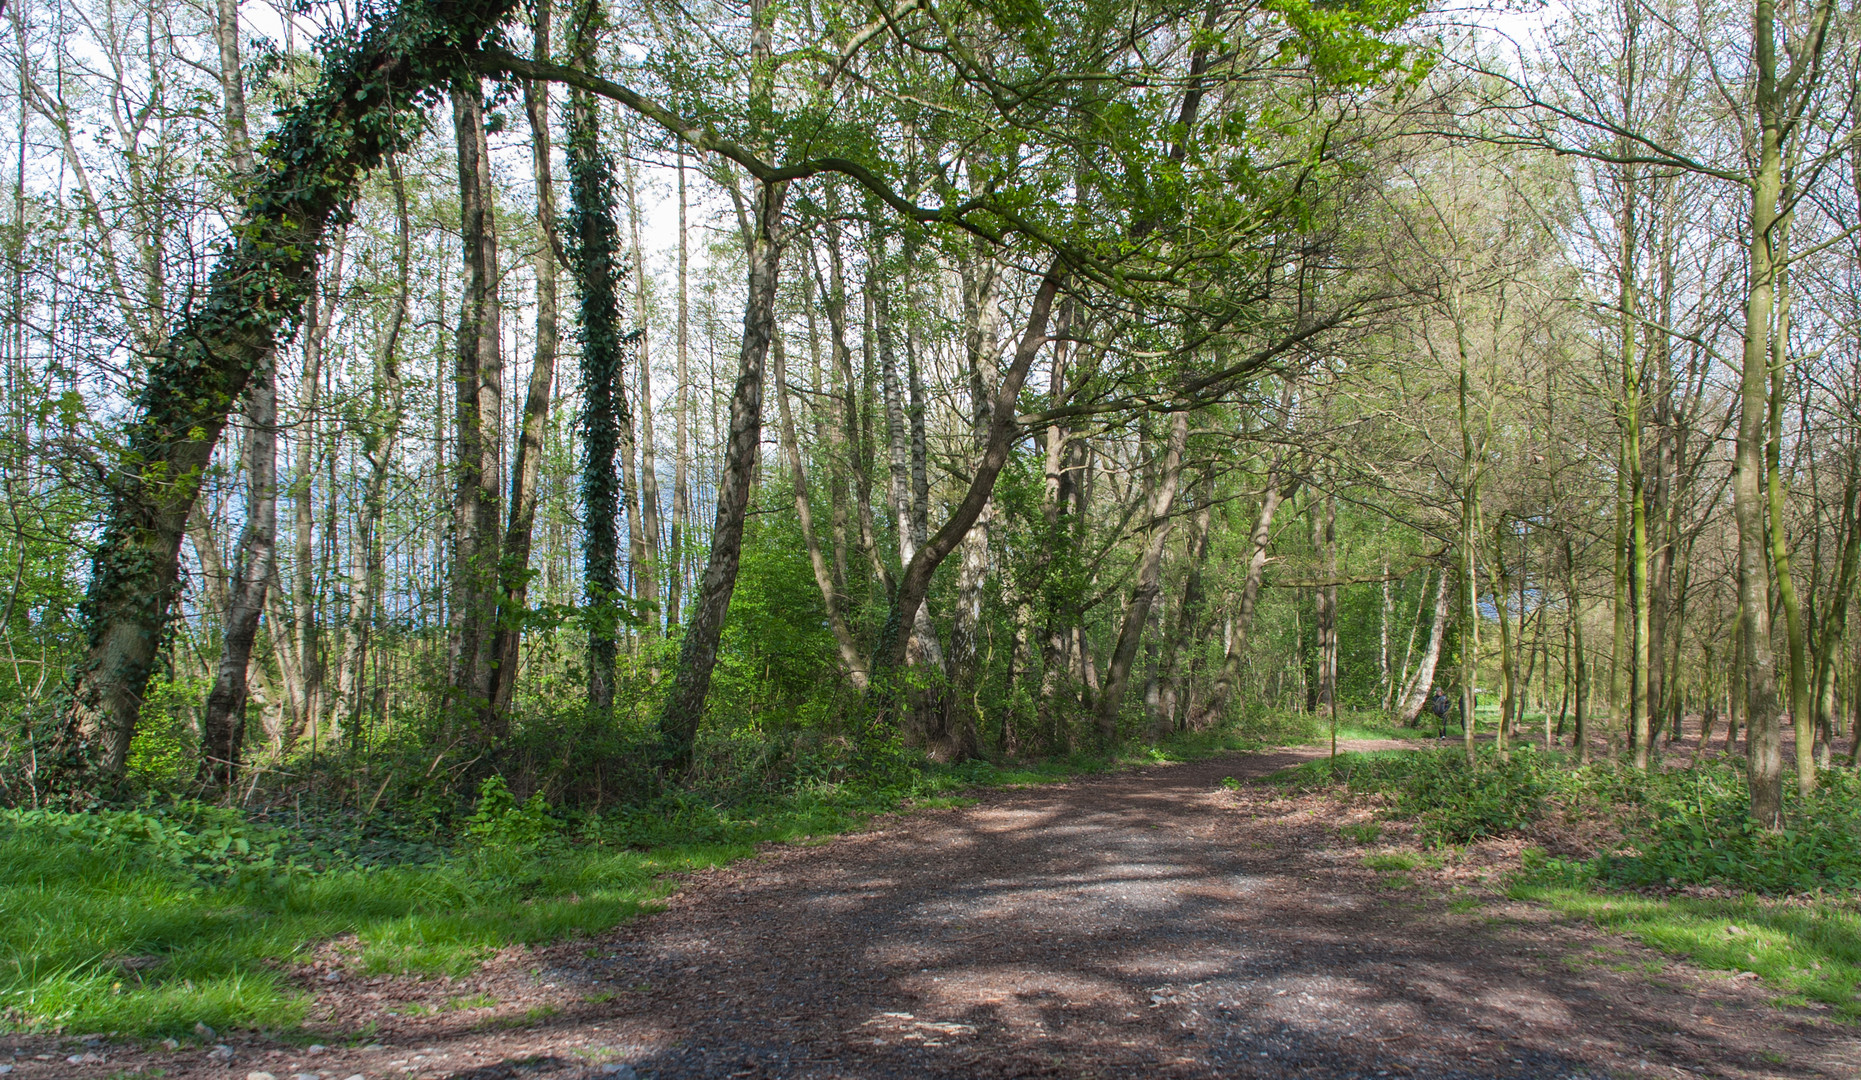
[1394,570,1450,723]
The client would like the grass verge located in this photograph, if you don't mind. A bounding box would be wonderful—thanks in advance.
[1515,884,1861,1020]
[1281,742,1861,1020]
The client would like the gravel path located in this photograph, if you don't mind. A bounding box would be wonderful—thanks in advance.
[27,742,1860,1080]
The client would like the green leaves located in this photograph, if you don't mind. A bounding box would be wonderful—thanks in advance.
[1261,0,1427,86]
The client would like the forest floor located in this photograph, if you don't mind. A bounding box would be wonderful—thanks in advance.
[14,739,1859,1080]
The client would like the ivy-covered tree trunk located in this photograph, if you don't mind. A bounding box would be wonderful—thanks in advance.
[565,1,628,713]
[60,0,521,781]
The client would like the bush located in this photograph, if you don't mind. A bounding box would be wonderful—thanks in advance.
[1,799,285,882]
[1285,746,1553,844]
[1294,746,1861,896]
[1592,763,1861,893]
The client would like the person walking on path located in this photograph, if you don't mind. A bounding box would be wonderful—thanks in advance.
[1428,686,1454,739]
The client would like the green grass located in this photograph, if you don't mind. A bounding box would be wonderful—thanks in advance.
[1337,822,1383,844]
[0,817,733,1038]
[1517,884,1861,1020]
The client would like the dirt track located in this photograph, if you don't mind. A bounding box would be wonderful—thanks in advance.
[23,742,1861,1079]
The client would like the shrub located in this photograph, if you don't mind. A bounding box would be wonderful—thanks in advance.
[1295,746,1861,896]
[1285,746,1553,844]
[1593,763,1861,893]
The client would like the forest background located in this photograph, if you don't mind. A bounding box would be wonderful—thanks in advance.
[1,0,1861,1039]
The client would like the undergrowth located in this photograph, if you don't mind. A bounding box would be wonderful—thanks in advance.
[1279,744,1553,844]
[1283,745,1861,894]
[1286,743,1861,1018]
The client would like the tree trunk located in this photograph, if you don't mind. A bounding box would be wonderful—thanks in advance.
[1456,304,1483,766]
[1811,464,1860,769]
[1095,410,1189,743]
[1034,306,1080,743]
[1379,558,1392,710]
[332,155,412,739]
[211,0,253,173]
[1199,465,1300,725]
[290,231,344,747]
[875,243,949,713]
[1491,516,1516,762]
[1321,489,1339,754]
[446,76,505,739]
[774,333,868,687]
[618,374,644,638]
[197,368,276,789]
[876,237,911,558]
[658,175,787,770]
[193,0,266,785]
[566,6,625,712]
[1388,568,1425,714]
[1736,5,1787,824]
[669,153,691,630]
[621,140,662,637]
[905,272,931,550]
[943,240,1005,757]
[799,268,852,603]
[1564,536,1591,760]
[1765,224,1813,794]
[1394,569,1450,723]
[875,261,1064,732]
[1156,476,1213,738]
[1614,110,1653,768]
[487,31,561,718]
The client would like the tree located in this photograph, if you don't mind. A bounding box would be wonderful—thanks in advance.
[57,0,524,782]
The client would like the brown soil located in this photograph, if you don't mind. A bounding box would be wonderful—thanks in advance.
[12,741,1859,1080]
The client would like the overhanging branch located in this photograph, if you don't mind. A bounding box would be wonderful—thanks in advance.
[478,46,1016,245]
